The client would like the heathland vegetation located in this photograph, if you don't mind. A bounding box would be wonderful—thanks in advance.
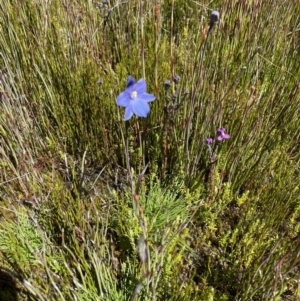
[0,0,299,300]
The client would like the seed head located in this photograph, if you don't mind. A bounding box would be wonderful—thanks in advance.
[209,11,220,32]
[210,11,220,24]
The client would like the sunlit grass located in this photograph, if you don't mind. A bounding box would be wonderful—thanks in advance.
[0,0,299,300]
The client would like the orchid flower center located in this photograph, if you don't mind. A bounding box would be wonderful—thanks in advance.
[131,91,138,99]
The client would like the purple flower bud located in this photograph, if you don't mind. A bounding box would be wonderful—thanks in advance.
[210,11,220,24]
[209,11,220,31]
[206,138,213,145]
[164,80,171,89]
[173,75,181,84]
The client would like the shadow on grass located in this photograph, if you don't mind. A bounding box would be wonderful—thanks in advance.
[0,267,19,301]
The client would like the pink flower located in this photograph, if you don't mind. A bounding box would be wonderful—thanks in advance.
[217,128,230,141]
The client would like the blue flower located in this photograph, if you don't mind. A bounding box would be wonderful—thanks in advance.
[116,76,156,121]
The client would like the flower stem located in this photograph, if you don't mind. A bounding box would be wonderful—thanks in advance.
[139,0,145,79]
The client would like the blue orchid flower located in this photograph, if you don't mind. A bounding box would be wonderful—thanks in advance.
[116,76,156,121]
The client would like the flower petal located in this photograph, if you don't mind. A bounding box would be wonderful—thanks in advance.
[140,92,156,102]
[124,105,134,121]
[217,136,223,141]
[217,128,225,134]
[134,79,147,95]
[223,134,230,139]
[206,138,213,145]
[126,76,135,88]
[132,99,150,117]
[117,92,131,107]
